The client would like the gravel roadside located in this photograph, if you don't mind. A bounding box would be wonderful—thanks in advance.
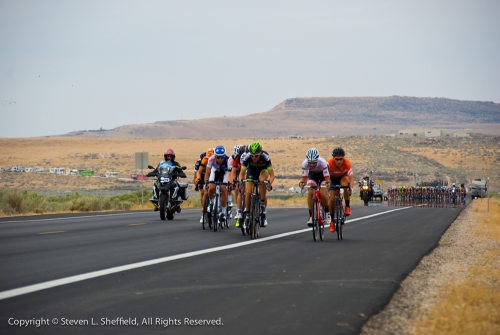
[359,200,497,335]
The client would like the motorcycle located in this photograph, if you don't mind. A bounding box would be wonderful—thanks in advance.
[147,163,188,220]
[359,180,373,206]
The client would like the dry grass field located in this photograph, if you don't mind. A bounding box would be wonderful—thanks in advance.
[0,135,498,196]
[413,198,500,335]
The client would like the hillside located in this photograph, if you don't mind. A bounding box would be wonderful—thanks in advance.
[64,96,500,139]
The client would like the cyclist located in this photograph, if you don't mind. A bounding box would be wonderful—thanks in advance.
[299,148,331,227]
[205,145,230,223]
[327,147,354,232]
[229,144,248,227]
[193,151,206,221]
[148,149,186,209]
[239,142,274,228]
[195,148,214,223]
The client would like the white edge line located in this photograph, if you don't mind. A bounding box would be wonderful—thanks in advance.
[0,207,411,301]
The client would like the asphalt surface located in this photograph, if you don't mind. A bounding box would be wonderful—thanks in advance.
[0,202,466,334]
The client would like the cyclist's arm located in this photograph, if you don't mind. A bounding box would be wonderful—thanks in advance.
[205,166,212,185]
[267,167,275,185]
[239,166,247,182]
[229,168,237,184]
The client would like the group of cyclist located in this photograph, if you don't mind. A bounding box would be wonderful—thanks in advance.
[151,143,355,234]
[193,142,274,230]
[387,183,468,203]
[299,147,354,233]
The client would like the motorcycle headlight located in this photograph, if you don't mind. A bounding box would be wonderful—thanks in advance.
[362,186,369,190]
[160,176,170,183]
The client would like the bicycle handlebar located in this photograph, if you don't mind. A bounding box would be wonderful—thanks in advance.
[303,185,328,189]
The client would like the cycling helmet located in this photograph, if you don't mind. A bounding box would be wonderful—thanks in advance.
[206,148,214,158]
[199,152,206,159]
[306,148,319,163]
[214,145,226,156]
[164,149,175,161]
[249,142,262,154]
[238,145,247,156]
[233,144,242,156]
[332,147,345,157]
[364,174,370,180]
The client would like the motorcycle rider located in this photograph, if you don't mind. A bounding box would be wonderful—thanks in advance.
[148,149,186,210]
[299,148,331,227]
[359,174,374,198]
[205,145,230,223]
[327,147,354,232]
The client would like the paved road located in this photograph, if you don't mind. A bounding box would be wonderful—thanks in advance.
[0,203,465,334]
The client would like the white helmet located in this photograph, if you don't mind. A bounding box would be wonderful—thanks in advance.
[306,148,319,163]
[233,144,242,156]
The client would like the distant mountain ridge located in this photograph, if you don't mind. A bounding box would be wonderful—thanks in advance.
[65,96,500,138]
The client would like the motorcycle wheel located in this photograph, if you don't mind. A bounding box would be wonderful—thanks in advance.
[159,193,167,220]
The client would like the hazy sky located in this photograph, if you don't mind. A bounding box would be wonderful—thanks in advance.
[1,0,499,138]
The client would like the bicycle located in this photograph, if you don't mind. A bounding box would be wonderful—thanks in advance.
[201,190,211,230]
[304,184,327,242]
[238,181,249,236]
[244,180,269,240]
[330,184,350,240]
[210,180,228,232]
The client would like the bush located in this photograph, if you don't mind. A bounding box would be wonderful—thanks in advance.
[0,189,151,217]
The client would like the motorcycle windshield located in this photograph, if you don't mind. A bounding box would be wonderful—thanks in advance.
[159,162,174,176]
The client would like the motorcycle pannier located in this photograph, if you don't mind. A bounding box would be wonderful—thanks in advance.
[178,184,189,200]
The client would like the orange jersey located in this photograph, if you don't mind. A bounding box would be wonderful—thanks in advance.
[327,157,353,178]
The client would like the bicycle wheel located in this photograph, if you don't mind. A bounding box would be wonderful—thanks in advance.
[336,198,342,240]
[312,198,319,242]
[212,196,218,232]
[240,194,246,236]
[319,202,325,241]
[250,195,259,239]
[202,194,210,230]
[337,200,344,240]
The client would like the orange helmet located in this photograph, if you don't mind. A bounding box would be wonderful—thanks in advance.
[206,148,214,158]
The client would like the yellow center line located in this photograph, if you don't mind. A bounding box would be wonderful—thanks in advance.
[128,223,147,226]
[37,231,66,235]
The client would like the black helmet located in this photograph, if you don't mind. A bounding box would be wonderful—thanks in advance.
[200,152,206,159]
[332,147,345,157]
[238,145,248,156]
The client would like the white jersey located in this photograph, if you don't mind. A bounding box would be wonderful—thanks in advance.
[301,157,329,177]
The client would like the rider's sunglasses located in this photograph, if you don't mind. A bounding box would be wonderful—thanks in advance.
[165,155,172,158]
[215,155,225,160]
[308,161,317,165]
[250,154,260,158]
[334,157,344,161]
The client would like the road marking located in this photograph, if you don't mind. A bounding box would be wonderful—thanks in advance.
[37,231,66,235]
[0,207,411,301]
[0,210,193,224]
[128,223,147,226]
